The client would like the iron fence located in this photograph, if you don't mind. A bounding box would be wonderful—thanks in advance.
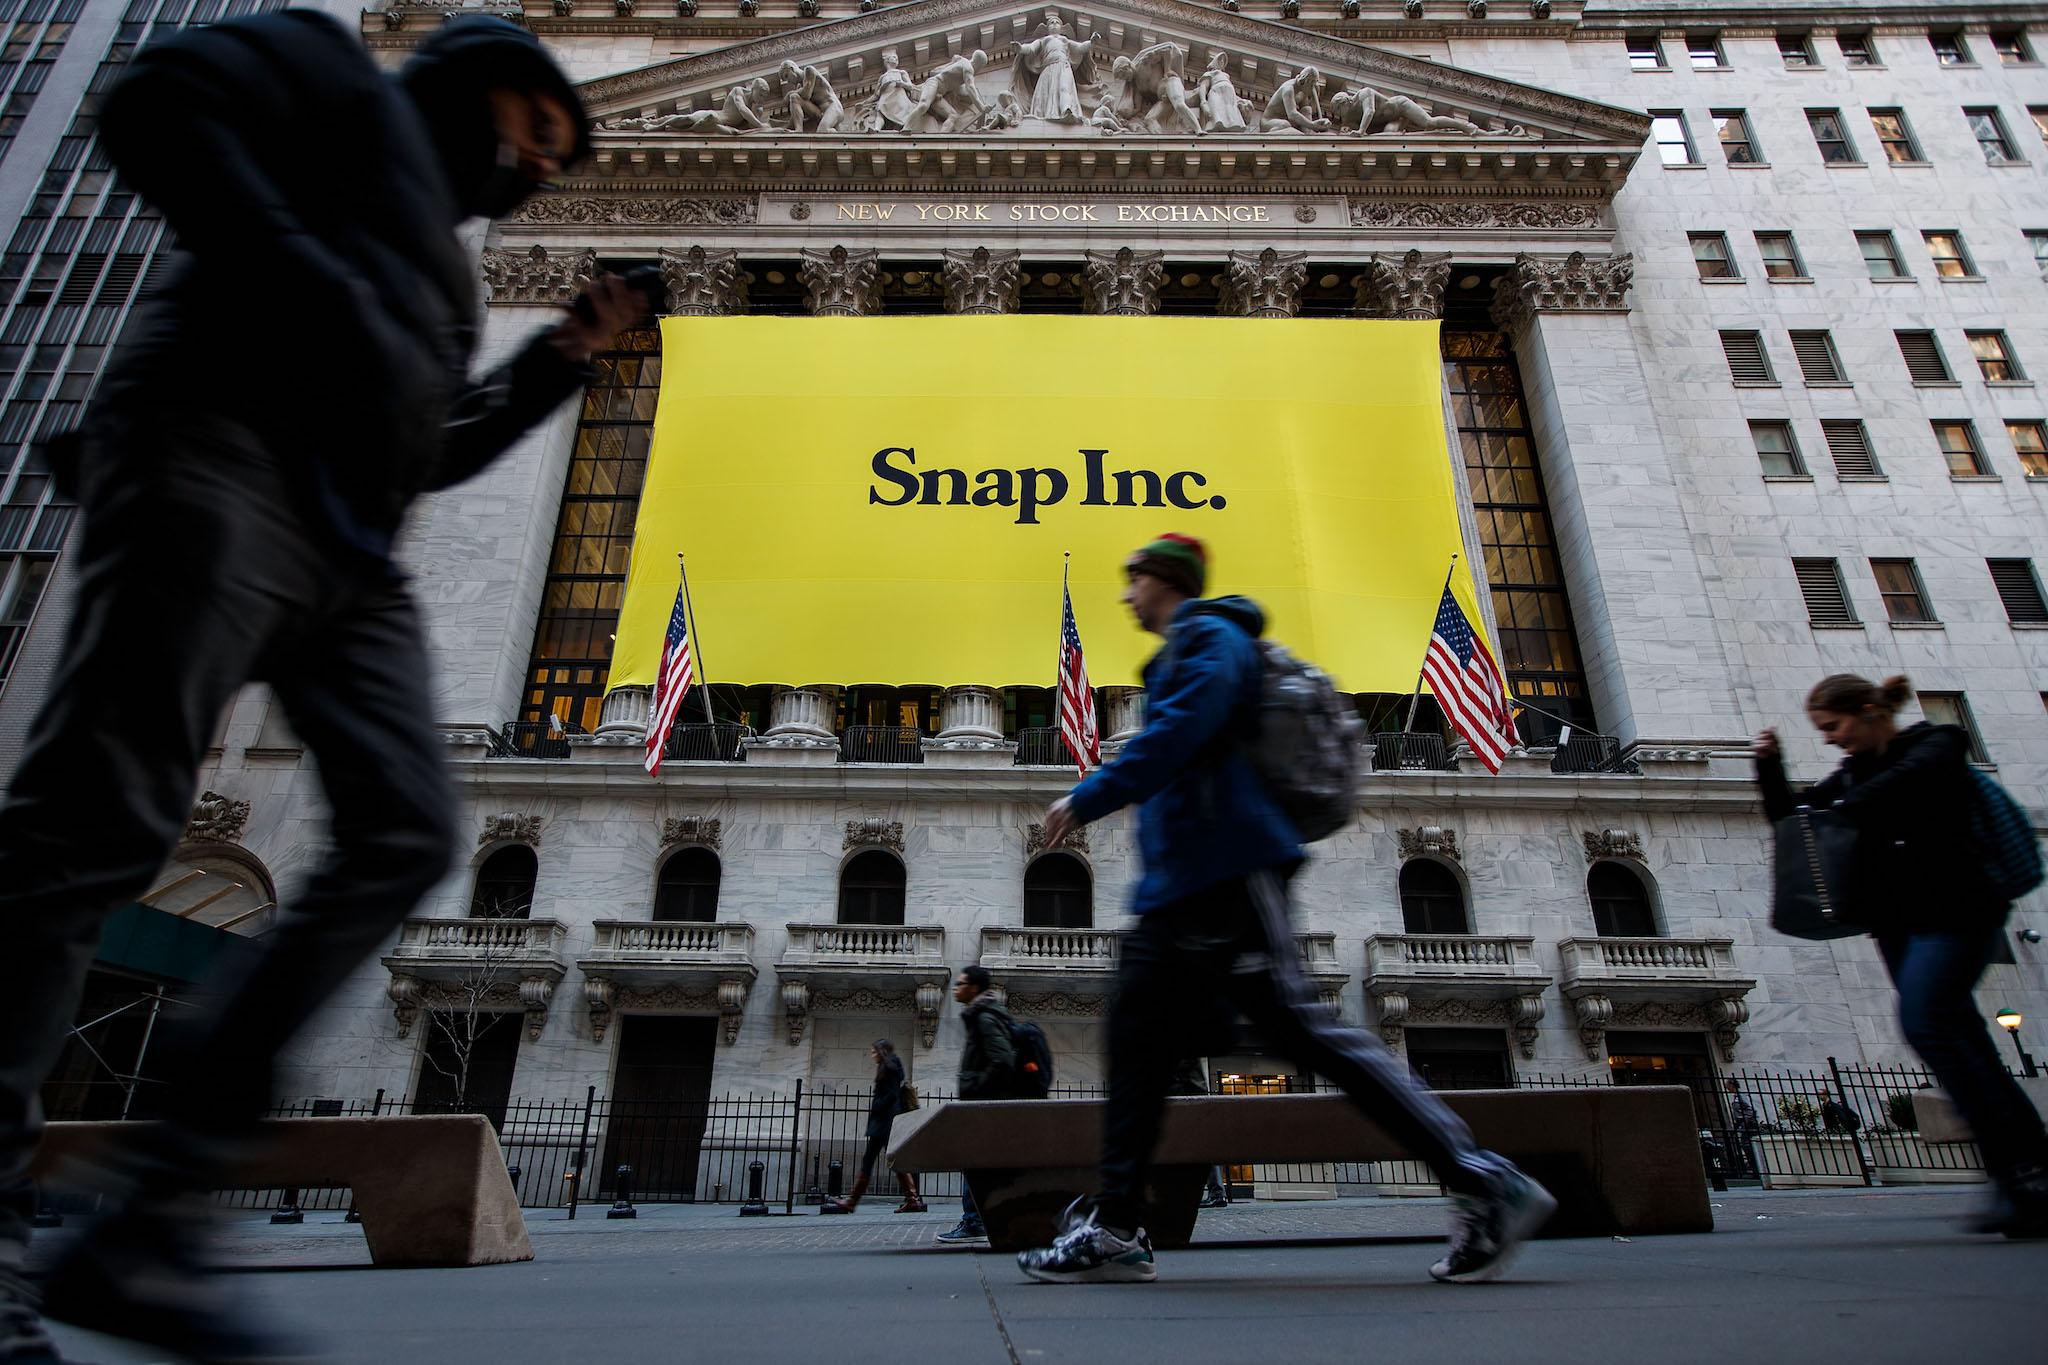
[1370,732,1452,772]
[664,722,752,763]
[1550,734,1624,775]
[1013,727,1067,767]
[839,725,925,765]
[492,721,573,759]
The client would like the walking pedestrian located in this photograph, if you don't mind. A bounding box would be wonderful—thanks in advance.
[934,966,1017,1244]
[1723,1079,1760,1176]
[0,13,643,1361]
[824,1040,922,1214]
[1757,673,2048,1236]
[1016,534,1555,1285]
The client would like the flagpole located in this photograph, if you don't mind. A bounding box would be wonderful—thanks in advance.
[1402,553,1459,734]
[677,553,715,728]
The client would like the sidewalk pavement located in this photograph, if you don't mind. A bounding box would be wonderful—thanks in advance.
[34,1186,2048,1364]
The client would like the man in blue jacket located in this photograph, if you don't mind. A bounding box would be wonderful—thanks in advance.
[1018,533,1554,1285]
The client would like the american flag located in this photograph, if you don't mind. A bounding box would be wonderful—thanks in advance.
[642,581,696,777]
[1057,580,1100,777]
[1421,585,1517,774]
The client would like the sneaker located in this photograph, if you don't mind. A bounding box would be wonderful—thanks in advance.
[1429,1165,1557,1284]
[1016,1200,1156,1284]
[934,1218,987,1245]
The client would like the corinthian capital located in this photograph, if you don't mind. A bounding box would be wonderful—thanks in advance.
[1353,249,1451,320]
[799,245,882,316]
[1490,251,1634,331]
[941,247,1022,315]
[1220,248,1308,318]
[1081,248,1165,316]
[481,244,598,305]
[659,245,747,315]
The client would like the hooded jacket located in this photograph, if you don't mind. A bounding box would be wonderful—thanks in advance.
[84,11,593,565]
[956,993,1019,1100]
[1066,596,1303,914]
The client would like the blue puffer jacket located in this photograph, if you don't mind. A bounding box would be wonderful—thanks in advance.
[1066,596,1302,914]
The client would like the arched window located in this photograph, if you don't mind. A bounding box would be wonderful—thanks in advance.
[654,847,721,923]
[1588,862,1657,938]
[838,850,906,926]
[470,846,537,919]
[1024,853,1092,929]
[1399,860,1468,935]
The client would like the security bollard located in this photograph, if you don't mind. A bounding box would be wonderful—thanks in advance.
[270,1188,304,1226]
[826,1157,844,1200]
[740,1159,770,1216]
[608,1164,638,1219]
[802,1154,825,1206]
[1698,1130,1728,1193]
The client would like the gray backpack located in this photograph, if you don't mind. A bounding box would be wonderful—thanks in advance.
[1242,640,1362,842]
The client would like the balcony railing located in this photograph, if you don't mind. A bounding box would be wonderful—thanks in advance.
[1551,734,1623,775]
[1013,727,1069,767]
[586,920,755,967]
[664,721,752,762]
[1370,732,1452,772]
[1557,936,1754,996]
[839,725,926,765]
[387,916,567,963]
[979,925,1120,971]
[1365,933,1546,978]
[781,923,947,967]
[492,721,575,759]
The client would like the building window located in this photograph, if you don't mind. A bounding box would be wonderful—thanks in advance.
[1837,32,1877,66]
[653,846,721,923]
[2027,230,2048,275]
[1789,330,1847,383]
[838,850,906,926]
[1023,851,1092,928]
[1871,558,1937,623]
[470,845,538,920]
[1897,329,1955,382]
[1442,331,1594,739]
[1720,331,1774,383]
[1750,421,1805,477]
[1650,111,1696,165]
[1626,32,1666,70]
[2033,107,2048,144]
[1856,231,1908,278]
[1688,232,1737,279]
[1713,109,1760,163]
[1968,331,2025,382]
[1918,692,1989,762]
[1932,420,1988,476]
[1806,109,1859,163]
[0,553,54,685]
[1966,108,2022,163]
[1687,33,1725,69]
[1778,32,1818,67]
[1821,420,1883,477]
[1755,231,1805,278]
[1794,558,1860,626]
[1930,31,1971,66]
[1989,559,2048,625]
[1400,860,1470,936]
[1922,231,1975,278]
[520,327,660,738]
[1588,862,1657,938]
[1867,108,1922,162]
[1991,30,2035,65]
[2009,419,2048,477]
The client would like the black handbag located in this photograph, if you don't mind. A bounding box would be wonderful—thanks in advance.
[1771,806,1866,940]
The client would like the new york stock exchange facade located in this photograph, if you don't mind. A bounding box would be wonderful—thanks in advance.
[175,1,2048,1133]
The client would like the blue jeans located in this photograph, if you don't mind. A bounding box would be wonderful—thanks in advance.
[1880,926,2048,1187]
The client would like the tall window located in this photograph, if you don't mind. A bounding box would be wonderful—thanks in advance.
[1923,231,1975,277]
[1991,30,2035,65]
[1713,110,1760,163]
[1870,559,1937,623]
[1789,330,1847,384]
[1806,109,1858,163]
[1968,331,2024,382]
[2009,420,2048,477]
[1686,33,1724,69]
[1688,232,1737,279]
[1777,33,1817,68]
[1794,558,1860,626]
[1625,33,1665,70]
[838,851,906,926]
[1443,332,1594,738]
[2026,230,2048,275]
[1650,111,1697,165]
[471,846,538,920]
[1588,863,1657,938]
[1755,232,1805,279]
[521,327,660,736]
[1987,559,2048,625]
[1930,31,1971,66]
[1023,852,1092,929]
[1856,231,1907,278]
[1918,692,1989,762]
[1932,420,1988,476]
[1868,109,1922,162]
[653,847,721,923]
[1750,420,1805,477]
[1837,32,1877,66]
[1896,329,1955,382]
[1400,861,1469,935]
[1966,108,2021,163]
[1720,331,1774,383]
[1822,420,1883,478]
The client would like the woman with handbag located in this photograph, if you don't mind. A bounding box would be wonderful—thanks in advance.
[823,1039,926,1214]
[1758,673,2046,1237]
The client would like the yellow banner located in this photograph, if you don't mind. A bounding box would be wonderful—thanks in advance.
[610,315,1487,691]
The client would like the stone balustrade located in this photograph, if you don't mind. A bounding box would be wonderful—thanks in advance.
[1558,935,1736,980]
[1365,932,1546,978]
[1557,935,1756,1063]
[979,925,1120,969]
[586,919,754,966]
[776,923,950,1047]
[1362,933,1552,1057]
[380,918,569,1042]
[579,920,757,1045]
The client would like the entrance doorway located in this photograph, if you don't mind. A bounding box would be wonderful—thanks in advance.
[1606,1029,1719,1130]
[1405,1027,1514,1090]
[602,1015,718,1201]
[1215,1069,1310,1197]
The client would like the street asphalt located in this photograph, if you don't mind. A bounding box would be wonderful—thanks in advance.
[30,1185,2048,1364]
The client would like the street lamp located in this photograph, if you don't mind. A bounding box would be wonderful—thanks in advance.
[1996,1007,2039,1078]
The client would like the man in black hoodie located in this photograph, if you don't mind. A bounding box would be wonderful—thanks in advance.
[0,12,639,1360]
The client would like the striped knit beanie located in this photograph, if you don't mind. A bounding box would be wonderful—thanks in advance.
[1125,532,1207,598]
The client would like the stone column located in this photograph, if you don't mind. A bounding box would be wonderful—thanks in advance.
[1102,686,1145,744]
[799,246,882,316]
[659,245,748,315]
[1081,248,1165,316]
[1352,249,1450,319]
[764,686,838,738]
[594,686,651,740]
[941,247,1022,314]
[1219,248,1308,318]
[1490,252,1744,746]
[935,686,1002,740]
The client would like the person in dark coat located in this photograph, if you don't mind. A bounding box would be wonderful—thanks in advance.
[934,964,1018,1244]
[824,1040,923,1214]
[1757,673,2048,1236]
[0,13,642,1360]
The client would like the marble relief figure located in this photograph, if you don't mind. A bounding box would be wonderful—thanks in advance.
[1010,11,1101,123]
[777,60,845,134]
[870,48,919,129]
[1098,42,1204,136]
[1329,84,1484,137]
[1195,50,1249,132]
[1263,65,1332,134]
[602,77,774,133]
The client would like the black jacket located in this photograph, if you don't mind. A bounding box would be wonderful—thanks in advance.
[1757,722,2003,935]
[867,1053,906,1125]
[956,995,1018,1100]
[87,10,590,564]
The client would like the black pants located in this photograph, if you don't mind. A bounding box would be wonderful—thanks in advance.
[1099,870,1499,1230]
[0,414,456,1333]
[857,1118,894,1184]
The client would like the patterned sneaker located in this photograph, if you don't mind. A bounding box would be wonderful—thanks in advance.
[934,1218,987,1245]
[1016,1201,1156,1284]
[1429,1165,1557,1284]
